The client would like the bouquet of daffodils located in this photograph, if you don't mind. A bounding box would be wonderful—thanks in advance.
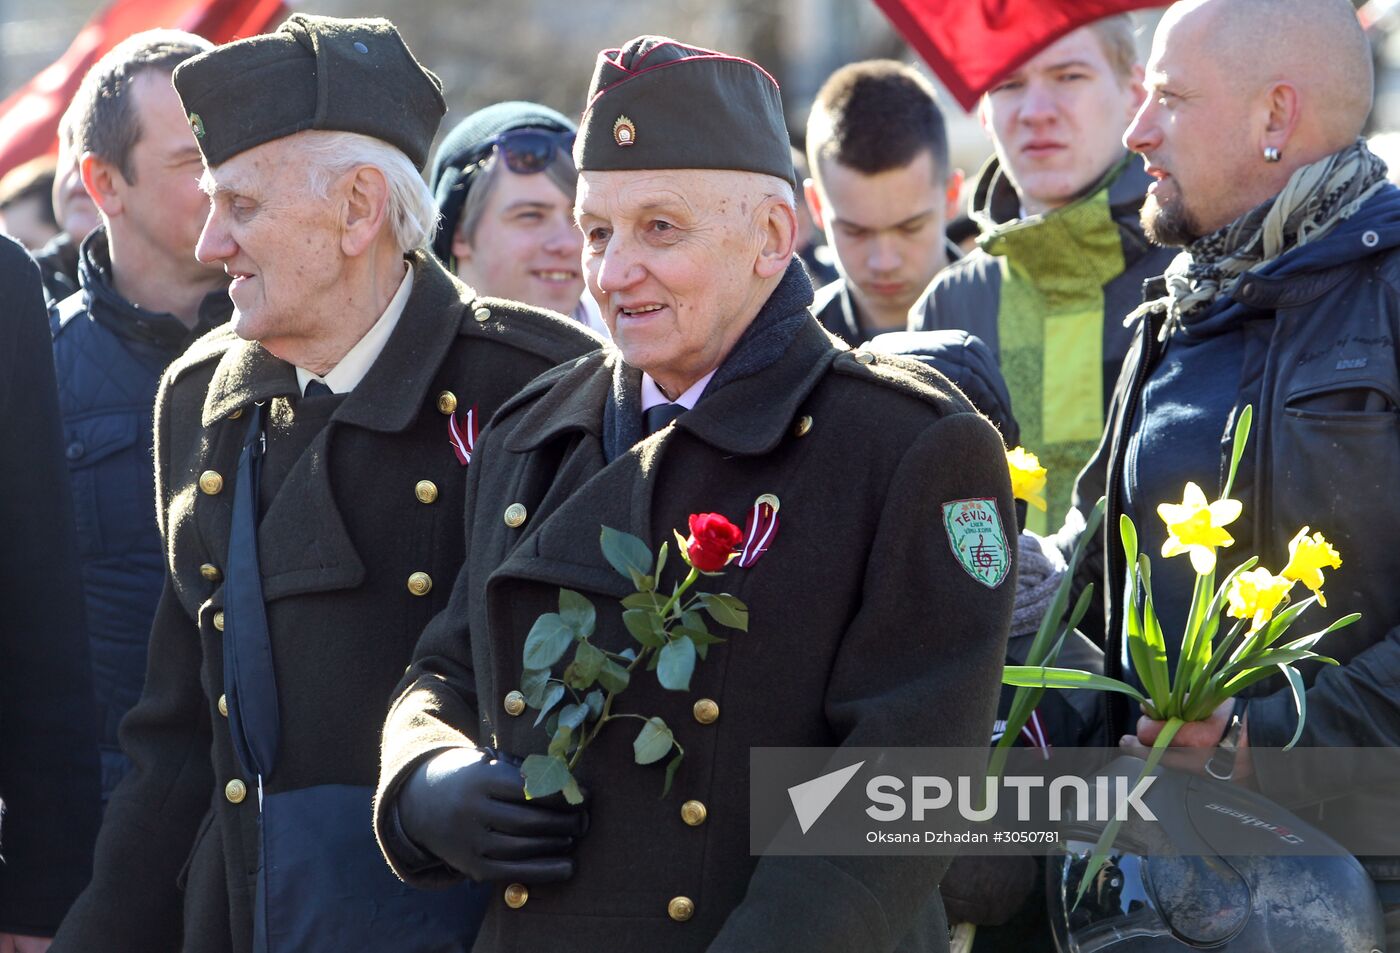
[1000,407,1357,904]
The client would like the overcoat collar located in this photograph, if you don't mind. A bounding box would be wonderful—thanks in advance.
[202,251,466,428]
[504,315,840,457]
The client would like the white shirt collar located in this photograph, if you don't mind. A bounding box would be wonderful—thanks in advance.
[296,263,413,395]
[640,369,715,411]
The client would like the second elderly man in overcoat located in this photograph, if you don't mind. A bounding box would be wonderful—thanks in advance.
[376,37,1016,953]
[52,15,601,953]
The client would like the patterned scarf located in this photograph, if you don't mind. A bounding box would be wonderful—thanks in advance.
[1151,138,1388,337]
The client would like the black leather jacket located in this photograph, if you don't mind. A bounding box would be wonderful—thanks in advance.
[1060,193,1400,883]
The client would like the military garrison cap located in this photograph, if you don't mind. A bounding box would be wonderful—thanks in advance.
[574,36,796,188]
[172,14,446,170]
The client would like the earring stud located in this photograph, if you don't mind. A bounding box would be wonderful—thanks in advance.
[1264,146,1281,162]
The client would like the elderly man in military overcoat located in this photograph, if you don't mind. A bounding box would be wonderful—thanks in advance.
[376,36,1016,953]
[52,15,601,953]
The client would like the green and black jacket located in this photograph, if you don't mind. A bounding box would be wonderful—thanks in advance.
[910,155,1176,532]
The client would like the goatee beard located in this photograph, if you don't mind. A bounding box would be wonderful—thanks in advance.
[1141,192,1202,247]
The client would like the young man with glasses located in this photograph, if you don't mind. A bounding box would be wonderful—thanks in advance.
[430,102,604,332]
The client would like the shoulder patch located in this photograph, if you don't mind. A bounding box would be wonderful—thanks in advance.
[943,498,1010,588]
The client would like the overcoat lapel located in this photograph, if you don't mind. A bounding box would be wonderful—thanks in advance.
[493,317,839,600]
[201,254,469,602]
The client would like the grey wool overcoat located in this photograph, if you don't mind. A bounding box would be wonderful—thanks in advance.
[53,252,602,953]
[376,310,1018,953]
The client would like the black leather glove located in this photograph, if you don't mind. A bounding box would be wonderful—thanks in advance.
[396,747,586,883]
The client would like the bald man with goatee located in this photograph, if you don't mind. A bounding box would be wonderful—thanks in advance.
[1060,0,1400,943]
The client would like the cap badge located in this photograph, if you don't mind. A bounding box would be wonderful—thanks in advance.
[613,115,637,147]
[189,113,206,139]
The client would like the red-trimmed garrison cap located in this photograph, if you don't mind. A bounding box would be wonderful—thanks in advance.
[574,36,796,188]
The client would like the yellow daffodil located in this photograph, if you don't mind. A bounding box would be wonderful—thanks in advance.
[1157,482,1242,574]
[1006,446,1048,512]
[1282,526,1342,606]
[1227,568,1294,631]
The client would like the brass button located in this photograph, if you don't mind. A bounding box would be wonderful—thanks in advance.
[853,350,875,365]
[227,408,243,420]
[504,690,527,717]
[503,503,528,528]
[693,698,719,725]
[212,610,225,632]
[200,563,222,582]
[218,694,228,717]
[504,883,528,909]
[793,415,813,437]
[199,470,224,495]
[407,572,433,596]
[668,896,695,922]
[474,306,492,323]
[437,391,458,415]
[681,800,708,826]
[414,480,438,504]
[225,779,247,804]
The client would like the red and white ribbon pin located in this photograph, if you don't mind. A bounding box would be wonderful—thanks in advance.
[737,494,780,568]
[448,405,478,466]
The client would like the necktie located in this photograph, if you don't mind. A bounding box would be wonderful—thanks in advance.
[644,402,685,435]
[303,378,333,398]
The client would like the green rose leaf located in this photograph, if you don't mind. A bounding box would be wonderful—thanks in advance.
[675,626,724,661]
[558,703,588,733]
[601,527,653,583]
[699,593,748,632]
[623,608,665,648]
[544,710,559,738]
[618,647,637,662]
[622,592,659,611]
[521,667,552,708]
[558,589,597,638]
[633,716,674,765]
[523,613,574,669]
[662,750,684,798]
[681,610,709,634]
[598,657,631,694]
[584,689,604,721]
[629,570,656,593]
[562,775,584,805]
[657,634,697,691]
[573,640,606,683]
[548,723,574,759]
[522,753,573,800]
[532,683,566,727]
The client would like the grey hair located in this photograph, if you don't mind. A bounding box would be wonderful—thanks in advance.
[297,130,439,253]
[455,147,577,247]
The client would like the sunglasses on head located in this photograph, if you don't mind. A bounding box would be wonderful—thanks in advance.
[466,127,576,176]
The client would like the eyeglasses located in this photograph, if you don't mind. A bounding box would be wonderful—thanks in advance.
[467,127,576,176]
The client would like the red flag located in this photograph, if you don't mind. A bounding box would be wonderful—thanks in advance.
[871,0,1170,111]
[0,0,288,178]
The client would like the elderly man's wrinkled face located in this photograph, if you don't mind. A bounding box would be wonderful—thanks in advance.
[1126,9,1256,245]
[577,169,774,395]
[196,136,345,352]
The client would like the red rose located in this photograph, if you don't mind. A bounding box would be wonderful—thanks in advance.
[686,513,742,572]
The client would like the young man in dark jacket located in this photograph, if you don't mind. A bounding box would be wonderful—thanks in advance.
[1063,0,1400,944]
[51,29,228,805]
